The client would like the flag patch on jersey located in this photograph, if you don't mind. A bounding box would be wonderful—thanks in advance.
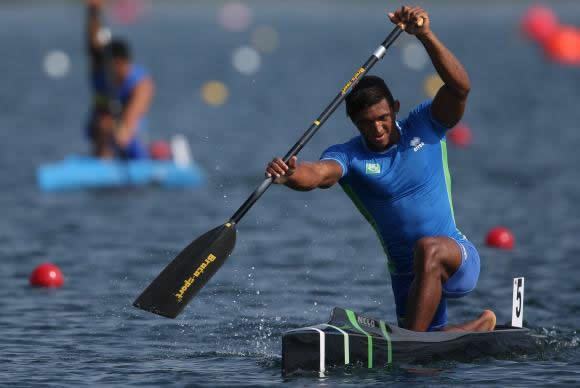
[365,162,381,175]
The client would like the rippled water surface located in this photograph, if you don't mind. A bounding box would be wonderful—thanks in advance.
[1,1,579,386]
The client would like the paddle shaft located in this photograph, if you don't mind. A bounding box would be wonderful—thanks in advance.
[230,25,405,224]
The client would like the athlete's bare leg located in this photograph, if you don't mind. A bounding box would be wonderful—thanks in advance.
[92,113,115,158]
[405,237,463,332]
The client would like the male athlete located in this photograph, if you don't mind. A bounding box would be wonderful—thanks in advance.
[266,6,496,332]
[86,0,154,159]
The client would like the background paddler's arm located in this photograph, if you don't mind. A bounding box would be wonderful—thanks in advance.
[86,0,105,73]
[416,16,471,128]
[115,77,155,146]
[271,159,342,192]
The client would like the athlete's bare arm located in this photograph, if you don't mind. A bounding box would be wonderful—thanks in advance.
[115,77,155,146]
[265,157,342,191]
[86,0,105,72]
[389,6,470,128]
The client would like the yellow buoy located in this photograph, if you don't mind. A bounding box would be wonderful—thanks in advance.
[423,73,444,98]
[201,81,229,106]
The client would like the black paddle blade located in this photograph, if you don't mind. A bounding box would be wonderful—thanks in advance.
[133,223,237,318]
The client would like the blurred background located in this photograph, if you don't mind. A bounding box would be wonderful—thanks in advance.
[1,0,579,386]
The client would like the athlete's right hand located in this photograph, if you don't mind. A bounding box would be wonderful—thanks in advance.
[266,156,297,184]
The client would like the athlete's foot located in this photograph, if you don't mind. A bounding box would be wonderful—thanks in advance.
[478,309,497,331]
[442,309,496,332]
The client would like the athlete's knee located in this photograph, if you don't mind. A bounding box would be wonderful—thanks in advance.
[414,237,441,259]
[413,237,443,275]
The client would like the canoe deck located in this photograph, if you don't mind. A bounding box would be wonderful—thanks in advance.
[282,307,537,376]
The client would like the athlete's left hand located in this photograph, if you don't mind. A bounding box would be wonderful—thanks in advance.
[388,6,430,36]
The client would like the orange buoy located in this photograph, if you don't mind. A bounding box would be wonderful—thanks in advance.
[521,5,559,44]
[543,26,580,65]
[485,227,515,250]
[149,140,172,160]
[448,123,472,147]
[29,263,64,288]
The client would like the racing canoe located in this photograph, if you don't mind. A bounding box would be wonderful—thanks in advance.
[37,155,204,192]
[282,307,537,376]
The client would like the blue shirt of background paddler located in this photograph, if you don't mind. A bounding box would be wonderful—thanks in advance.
[88,63,150,158]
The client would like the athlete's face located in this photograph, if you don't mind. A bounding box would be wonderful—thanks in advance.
[352,98,400,152]
[112,58,131,83]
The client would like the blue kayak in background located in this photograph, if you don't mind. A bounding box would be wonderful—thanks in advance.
[37,155,205,192]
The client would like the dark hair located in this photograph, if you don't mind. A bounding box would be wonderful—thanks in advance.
[107,38,131,60]
[345,75,395,118]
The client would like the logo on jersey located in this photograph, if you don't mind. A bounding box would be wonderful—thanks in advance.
[365,162,381,175]
[410,137,425,152]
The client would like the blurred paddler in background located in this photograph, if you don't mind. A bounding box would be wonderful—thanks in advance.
[85,0,154,159]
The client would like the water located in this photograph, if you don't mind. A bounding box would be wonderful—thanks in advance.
[1,0,579,386]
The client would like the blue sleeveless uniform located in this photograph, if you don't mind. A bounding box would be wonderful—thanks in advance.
[320,101,480,330]
[88,64,150,159]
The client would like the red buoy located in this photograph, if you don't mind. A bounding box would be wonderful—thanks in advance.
[521,5,559,44]
[448,123,472,147]
[149,140,172,160]
[543,26,580,65]
[29,263,64,288]
[485,227,515,250]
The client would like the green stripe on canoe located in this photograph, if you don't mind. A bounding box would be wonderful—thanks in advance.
[345,309,373,368]
[379,320,393,364]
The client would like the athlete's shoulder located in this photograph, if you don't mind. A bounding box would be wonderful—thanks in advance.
[320,136,361,178]
[399,100,432,128]
[128,64,151,84]
[399,100,448,138]
[132,64,149,76]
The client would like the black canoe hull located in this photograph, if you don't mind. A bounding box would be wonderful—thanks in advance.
[282,307,537,376]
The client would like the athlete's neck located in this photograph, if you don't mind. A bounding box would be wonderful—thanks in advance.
[365,128,400,152]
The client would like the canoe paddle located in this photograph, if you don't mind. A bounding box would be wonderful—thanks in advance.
[133,21,420,319]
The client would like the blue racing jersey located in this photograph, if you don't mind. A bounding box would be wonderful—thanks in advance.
[320,101,465,275]
[88,64,150,159]
[92,63,149,110]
